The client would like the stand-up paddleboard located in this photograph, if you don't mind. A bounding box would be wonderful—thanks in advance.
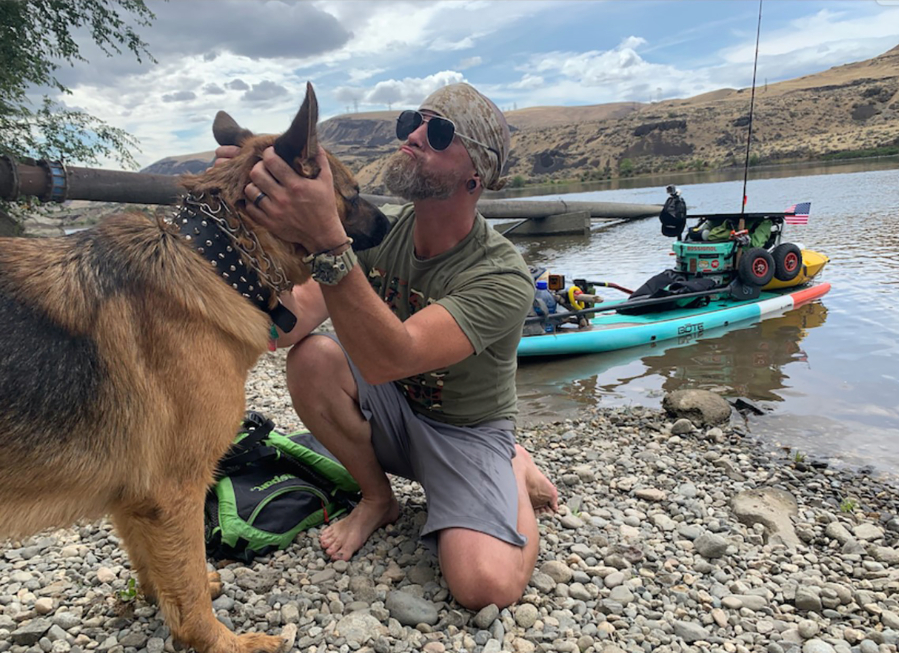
[518,282,830,357]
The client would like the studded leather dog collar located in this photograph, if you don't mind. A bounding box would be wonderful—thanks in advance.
[169,191,297,333]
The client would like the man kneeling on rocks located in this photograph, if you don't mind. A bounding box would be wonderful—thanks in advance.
[219,82,559,609]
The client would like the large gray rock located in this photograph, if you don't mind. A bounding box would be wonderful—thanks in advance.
[795,586,823,613]
[882,610,899,630]
[385,591,439,626]
[673,620,710,643]
[514,603,539,628]
[473,604,500,630]
[853,523,884,541]
[334,613,386,645]
[663,390,732,426]
[802,639,836,653]
[731,487,801,550]
[870,546,899,565]
[540,560,573,583]
[694,532,728,559]
[10,619,52,646]
[824,521,852,544]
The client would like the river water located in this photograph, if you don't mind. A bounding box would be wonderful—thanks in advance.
[506,161,899,475]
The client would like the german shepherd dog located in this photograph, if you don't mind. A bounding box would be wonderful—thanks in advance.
[0,83,388,653]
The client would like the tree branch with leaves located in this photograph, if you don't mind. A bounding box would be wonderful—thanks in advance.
[0,0,158,169]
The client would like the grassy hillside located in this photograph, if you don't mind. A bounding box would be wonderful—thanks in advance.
[144,45,899,194]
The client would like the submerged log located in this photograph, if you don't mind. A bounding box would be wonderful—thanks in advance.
[476,198,661,219]
[494,211,592,237]
[362,193,663,220]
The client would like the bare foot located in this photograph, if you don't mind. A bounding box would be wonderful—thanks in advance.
[320,495,400,561]
[515,444,559,515]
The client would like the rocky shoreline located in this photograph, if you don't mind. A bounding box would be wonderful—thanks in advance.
[3,349,899,653]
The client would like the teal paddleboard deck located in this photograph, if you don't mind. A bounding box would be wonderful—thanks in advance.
[518,282,831,357]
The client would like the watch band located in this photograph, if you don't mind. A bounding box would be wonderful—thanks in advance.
[302,238,354,264]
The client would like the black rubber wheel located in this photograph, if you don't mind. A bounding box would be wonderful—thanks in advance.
[772,243,802,281]
[738,247,776,286]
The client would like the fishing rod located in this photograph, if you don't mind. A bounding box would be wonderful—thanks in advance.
[739,0,764,222]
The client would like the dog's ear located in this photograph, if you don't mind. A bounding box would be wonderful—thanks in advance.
[274,81,320,177]
[213,111,254,147]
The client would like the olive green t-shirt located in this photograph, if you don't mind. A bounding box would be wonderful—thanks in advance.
[356,204,533,426]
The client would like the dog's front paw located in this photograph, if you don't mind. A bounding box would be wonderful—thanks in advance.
[207,571,224,599]
[236,633,285,653]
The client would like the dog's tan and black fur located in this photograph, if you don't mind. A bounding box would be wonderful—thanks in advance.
[0,83,388,653]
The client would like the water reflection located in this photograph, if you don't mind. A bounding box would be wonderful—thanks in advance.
[627,302,827,402]
[517,302,828,421]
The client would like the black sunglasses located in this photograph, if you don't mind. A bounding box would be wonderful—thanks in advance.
[395,110,499,159]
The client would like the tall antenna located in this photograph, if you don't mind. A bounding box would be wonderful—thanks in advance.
[740,0,764,217]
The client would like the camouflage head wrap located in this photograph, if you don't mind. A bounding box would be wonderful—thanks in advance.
[419,83,511,191]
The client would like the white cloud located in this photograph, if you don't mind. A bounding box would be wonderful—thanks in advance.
[432,36,477,52]
[509,74,544,90]
[346,68,388,84]
[243,81,289,103]
[515,37,700,104]
[162,91,197,103]
[335,70,467,110]
[722,8,899,63]
[458,56,483,69]
[35,0,899,170]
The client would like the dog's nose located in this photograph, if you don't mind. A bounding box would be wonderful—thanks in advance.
[348,205,390,252]
[368,207,391,249]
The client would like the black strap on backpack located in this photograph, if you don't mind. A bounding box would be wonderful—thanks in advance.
[214,411,279,479]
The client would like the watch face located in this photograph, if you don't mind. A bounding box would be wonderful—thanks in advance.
[313,250,354,285]
[318,261,341,284]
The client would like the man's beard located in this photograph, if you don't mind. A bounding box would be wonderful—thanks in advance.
[383,151,464,201]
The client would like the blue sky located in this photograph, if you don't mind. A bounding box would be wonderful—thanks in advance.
[49,0,899,170]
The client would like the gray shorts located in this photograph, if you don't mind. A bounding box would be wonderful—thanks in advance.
[315,334,527,549]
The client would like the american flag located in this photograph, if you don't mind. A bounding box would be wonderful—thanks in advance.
[785,201,811,225]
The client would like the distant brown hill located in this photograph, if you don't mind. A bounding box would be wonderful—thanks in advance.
[144,45,899,193]
[142,150,216,176]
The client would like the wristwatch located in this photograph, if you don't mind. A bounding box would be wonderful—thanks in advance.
[303,240,358,285]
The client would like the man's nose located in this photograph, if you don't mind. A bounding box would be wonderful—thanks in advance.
[407,120,429,148]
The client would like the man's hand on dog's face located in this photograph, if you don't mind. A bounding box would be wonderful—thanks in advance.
[245,146,348,252]
[213,145,240,167]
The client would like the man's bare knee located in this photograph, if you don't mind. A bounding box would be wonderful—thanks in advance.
[447,564,526,610]
[442,549,528,610]
[286,336,351,403]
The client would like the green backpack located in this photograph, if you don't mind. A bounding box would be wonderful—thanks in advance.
[204,411,360,562]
